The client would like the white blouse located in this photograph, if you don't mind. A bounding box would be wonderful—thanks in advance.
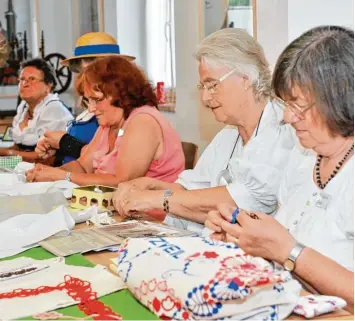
[165,101,297,233]
[12,93,73,147]
[276,146,354,271]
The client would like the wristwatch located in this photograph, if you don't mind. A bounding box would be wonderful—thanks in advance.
[64,171,72,182]
[283,242,306,272]
[163,189,173,214]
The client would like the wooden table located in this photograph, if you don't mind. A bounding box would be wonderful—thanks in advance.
[77,214,353,320]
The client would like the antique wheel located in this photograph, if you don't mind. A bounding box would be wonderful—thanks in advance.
[44,53,72,94]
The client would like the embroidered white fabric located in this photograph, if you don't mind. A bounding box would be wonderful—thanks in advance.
[117,236,346,320]
[0,257,125,319]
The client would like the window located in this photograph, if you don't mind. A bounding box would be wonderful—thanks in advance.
[116,0,176,108]
[227,0,254,36]
[78,0,99,35]
[145,0,176,105]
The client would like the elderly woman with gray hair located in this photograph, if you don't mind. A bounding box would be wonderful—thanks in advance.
[206,26,354,311]
[113,28,296,231]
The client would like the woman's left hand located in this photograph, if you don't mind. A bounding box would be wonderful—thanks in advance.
[115,188,161,217]
[25,164,66,182]
[218,205,296,264]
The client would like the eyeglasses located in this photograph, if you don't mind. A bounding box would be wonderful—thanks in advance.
[197,68,237,95]
[277,98,315,118]
[19,76,44,84]
[86,96,106,106]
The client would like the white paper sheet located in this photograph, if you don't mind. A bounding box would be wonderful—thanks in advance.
[0,205,75,259]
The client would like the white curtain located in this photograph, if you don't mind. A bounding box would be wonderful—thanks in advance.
[145,0,175,89]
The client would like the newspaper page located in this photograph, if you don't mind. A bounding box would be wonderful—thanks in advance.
[40,220,196,256]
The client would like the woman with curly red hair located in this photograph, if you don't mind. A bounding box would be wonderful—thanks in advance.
[25,56,185,186]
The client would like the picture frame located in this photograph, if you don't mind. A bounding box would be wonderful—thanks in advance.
[2,126,13,141]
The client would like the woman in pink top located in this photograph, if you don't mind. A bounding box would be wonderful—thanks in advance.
[25,56,185,186]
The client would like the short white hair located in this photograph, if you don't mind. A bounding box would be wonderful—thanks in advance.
[196,28,271,101]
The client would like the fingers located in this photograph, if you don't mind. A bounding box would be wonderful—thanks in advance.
[35,163,44,171]
[25,164,47,182]
[210,232,226,241]
[225,233,240,245]
[236,210,266,226]
[44,131,51,138]
[25,168,36,182]
[113,186,130,214]
[36,138,55,159]
[114,183,140,215]
[217,203,239,223]
[220,219,243,239]
[43,131,56,148]
[36,139,48,152]
[205,210,223,233]
[119,198,132,217]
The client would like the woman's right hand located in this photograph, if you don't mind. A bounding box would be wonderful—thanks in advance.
[112,177,154,208]
[205,203,236,241]
[35,137,56,159]
[43,130,66,149]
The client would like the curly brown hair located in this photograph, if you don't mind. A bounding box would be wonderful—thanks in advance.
[75,56,158,119]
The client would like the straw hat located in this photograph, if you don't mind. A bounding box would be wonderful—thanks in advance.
[61,32,135,66]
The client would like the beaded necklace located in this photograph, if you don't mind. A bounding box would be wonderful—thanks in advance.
[315,143,354,189]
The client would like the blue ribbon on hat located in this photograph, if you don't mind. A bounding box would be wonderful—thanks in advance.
[74,44,121,56]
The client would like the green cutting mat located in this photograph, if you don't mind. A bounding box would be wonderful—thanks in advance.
[1,248,158,320]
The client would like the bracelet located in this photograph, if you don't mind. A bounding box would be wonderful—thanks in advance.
[65,171,72,182]
[163,189,173,213]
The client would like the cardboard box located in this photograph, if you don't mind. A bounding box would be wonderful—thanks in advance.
[70,185,116,211]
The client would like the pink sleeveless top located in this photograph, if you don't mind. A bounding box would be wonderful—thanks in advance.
[92,106,185,183]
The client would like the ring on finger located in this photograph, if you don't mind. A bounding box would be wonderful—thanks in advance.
[233,237,239,245]
[247,212,259,220]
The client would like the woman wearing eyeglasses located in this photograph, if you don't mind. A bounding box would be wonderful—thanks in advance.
[35,32,135,166]
[206,26,354,311]
[0,58,73,162]
[112,28,296,231]
[25,56,185,187]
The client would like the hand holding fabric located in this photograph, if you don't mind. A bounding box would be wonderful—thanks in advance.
[216,204,295,264]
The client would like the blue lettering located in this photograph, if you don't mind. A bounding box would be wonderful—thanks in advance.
[148,238,185,259]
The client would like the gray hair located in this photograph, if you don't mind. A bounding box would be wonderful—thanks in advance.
[195,28,271,102]
[272,25,354,137]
